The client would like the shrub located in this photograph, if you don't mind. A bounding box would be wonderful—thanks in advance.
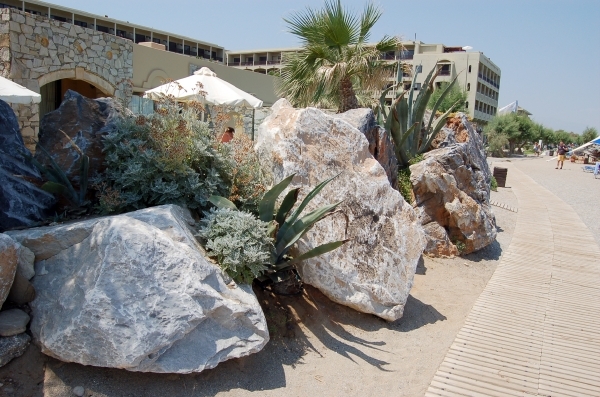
[490,176,498,192]
[101,98,232,213]
[197,208,273,284]
[219,132,271,213]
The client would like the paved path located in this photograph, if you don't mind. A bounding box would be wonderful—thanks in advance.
[425,163,600,397]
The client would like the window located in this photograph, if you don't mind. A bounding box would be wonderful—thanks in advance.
[404,83,411,91]
[74,20,88,28]
[414,83,421,91]
[234,57,240,63]
[468,65,472,73]
[415,65,423,73]
[465,101,468,109]
[467,83,470,91]
[96,24,109,33]
[435,82,442,89]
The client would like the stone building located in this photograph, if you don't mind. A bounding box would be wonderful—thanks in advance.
[1,8,133,150]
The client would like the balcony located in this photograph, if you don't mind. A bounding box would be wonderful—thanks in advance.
[380,54,396,60]
[240,61,254,66]
[267,60,281,65]
[439,70,451,76]
[229,61,241,66]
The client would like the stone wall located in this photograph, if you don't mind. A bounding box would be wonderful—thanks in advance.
[0,9,133,150]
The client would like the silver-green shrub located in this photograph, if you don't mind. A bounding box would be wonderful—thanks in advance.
[100,98,232,213]
[198,208,273,284]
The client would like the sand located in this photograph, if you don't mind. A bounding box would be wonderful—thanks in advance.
[0,188,519,397]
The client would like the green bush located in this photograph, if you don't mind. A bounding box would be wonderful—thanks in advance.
[100,98,232,213]
[197,208,273,284]
[490,176,498,192]
[398,168,413,204]
[427,81,467,113]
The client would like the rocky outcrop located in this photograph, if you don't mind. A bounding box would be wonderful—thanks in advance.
[255,99,425,321]
[431,114,470,149]
[0,100,55,231]
[335,108,398,189]
[410,113,496,257]
[0,234,18,306]
[35,90,126,188]
[8,205,269,373]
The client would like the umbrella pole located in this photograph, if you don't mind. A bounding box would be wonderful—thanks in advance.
[251,108,255,141]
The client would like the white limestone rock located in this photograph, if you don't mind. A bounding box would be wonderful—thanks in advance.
[0,233,18,306]
[9,205,269,373]
[255,99,425,321]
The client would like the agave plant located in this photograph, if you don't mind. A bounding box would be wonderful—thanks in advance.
[209,173,347,285]
[23,130,90,208]
[377,64,462,167]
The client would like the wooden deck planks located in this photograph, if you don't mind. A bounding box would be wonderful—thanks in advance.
[425,164,600,396]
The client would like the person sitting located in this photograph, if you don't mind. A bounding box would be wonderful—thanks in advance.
[220,127,234,143]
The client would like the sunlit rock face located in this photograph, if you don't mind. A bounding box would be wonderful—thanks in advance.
[7,205,269,373]
[410,113,497,257]
[256,99,425,321]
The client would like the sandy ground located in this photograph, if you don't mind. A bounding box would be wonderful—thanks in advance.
[0,190,518,397]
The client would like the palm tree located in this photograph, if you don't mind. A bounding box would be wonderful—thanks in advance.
[278,0,400,113]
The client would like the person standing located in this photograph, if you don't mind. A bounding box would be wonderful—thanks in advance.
[556,141,568,169]
[220,127,234,143]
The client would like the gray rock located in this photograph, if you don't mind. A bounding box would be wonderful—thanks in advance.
[16,243,35,280]
[72,386,85,397]
[35,90,126,189]
[256,99,425,321]
[0,234,18,306]
[0,309,30,337]
[16,205,268,373]
[0,99,55,231]
[7,271,35,305]
[410,113,497,256]
[335,108,398,189]
[0,333,30,367]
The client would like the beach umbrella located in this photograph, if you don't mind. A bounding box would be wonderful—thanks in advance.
[570,136,600,154]
[0,76,41,104]
[143,67,263,108]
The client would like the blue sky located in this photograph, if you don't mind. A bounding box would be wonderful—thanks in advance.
[47,0,600,134]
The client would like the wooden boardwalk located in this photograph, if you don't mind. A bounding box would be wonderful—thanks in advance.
[425,164,600,397]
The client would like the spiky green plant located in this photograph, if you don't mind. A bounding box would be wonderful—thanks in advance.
[377,64,461,167]
[208,173,347,284]
[278,0,400,112]
[24,130,90,208]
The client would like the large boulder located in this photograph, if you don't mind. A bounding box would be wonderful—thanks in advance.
[335,108,398,189]
[0,100,55,231]
[35,90,125,187]
[255,99,425,321]
[0,233,19,306]
[7,205,269,373]
[410,113,496,257]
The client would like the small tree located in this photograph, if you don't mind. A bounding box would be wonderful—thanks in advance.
[581,126,599,143]
[484,113,533,154]
[427,82,467,113]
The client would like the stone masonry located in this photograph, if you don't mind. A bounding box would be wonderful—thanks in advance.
[0,9,133,151]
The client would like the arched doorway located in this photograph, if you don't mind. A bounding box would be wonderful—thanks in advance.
[38,68,115,120]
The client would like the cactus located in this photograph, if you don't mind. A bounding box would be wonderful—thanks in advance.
[377,64,462,167]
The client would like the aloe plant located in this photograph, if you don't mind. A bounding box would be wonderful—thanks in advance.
[377,64,462,167]
[208,173,347,284]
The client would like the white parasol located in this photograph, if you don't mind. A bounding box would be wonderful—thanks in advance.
[0,76,41,104]
[143,67,263,108]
